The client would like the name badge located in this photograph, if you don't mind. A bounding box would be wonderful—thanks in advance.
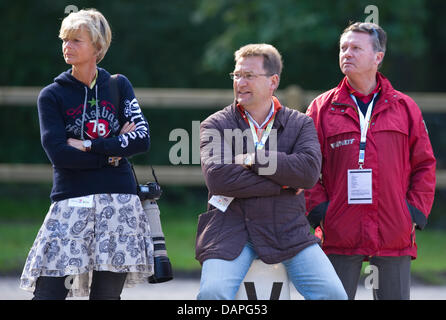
[347,169,372,204]
[208,195,234,212]
[68,195,94,208]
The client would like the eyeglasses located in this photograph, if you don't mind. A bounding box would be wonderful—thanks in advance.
[229,72,272,81]
[370,27,379,40]
[368,27,384,52]
[356,22,380,40]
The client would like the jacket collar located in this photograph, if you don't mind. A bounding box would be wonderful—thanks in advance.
[231,96,286,130]
[332,72,397,108]
[345,75,381,103]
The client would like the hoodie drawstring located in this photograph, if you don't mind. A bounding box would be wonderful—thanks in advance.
[95,85,99,131]
[80,84,99,140]
[81,86,88,141]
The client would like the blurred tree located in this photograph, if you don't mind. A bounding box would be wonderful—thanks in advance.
[1,0,445,90]
[0,0,225,88]
[1,0,446,228]
[194,0,441,91]
[0,0,445,165]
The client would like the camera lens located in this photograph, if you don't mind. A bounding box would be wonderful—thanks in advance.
[141,199,173,284]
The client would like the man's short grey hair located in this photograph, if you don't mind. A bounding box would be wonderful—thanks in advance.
[341,22,387,54]
[234,43,283,78]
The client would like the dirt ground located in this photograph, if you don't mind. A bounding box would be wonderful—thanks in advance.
[1,276,446,300]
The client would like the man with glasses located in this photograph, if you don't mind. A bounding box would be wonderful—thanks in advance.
[196,43,347,300]
[305,22,436,299]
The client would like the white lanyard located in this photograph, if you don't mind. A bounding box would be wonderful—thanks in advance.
[245,101,276,150]
[245,102,274,129]
[208,105,275,213]
[350,93,378,168]
[246,115,275,150]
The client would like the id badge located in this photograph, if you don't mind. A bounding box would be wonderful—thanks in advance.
[208,195,234,212]
[347,169,372,204]
[68,195,94,208]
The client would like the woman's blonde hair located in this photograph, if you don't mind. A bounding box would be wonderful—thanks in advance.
[59,9,112,63]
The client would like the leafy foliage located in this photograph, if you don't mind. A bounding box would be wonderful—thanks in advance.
[1,0,445,90]
[194,0,436,90]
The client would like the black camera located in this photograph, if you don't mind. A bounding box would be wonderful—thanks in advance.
[132,166,173,283]
[137,182,162,201]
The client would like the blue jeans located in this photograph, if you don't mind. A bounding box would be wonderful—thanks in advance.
[197,243,347,300]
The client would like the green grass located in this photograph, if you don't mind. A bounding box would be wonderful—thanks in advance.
[3,216,446,281]
[158,199,205,271]
[0,217,201,275]
[1,185,446,283]
[163,217,201,271]
[413,231,446,272]
[0,222,41,273]
[353,230,446,285]
[0,197,50,221]
[410,230,446,284]
[0,183,207,274]
[0,195,205,274]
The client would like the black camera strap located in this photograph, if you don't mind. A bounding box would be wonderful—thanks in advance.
[109,74,121,119]
[151,166,160,185]
[130,163,140,192]
[130,163,160,189]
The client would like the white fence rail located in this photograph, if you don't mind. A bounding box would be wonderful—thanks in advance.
[0,87,445,187]
[0,164,204,186]
[1,86,446,112]
[1,164,445,188]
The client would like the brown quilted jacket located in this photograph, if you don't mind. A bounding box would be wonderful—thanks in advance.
[196,99,322,264]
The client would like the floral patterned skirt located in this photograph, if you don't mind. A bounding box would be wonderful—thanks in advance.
[20,193,154,297]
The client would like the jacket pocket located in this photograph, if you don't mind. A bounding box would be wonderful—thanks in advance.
[406,200,427,230]
[274,195,308,247]
[195,208,225,256]
[324,109,358,139]
[406,201,425,248]
[372,113,409,136]
[371,115,410,175]
[397,198,415,248]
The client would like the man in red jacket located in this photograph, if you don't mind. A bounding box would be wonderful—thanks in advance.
[305,22,436,300]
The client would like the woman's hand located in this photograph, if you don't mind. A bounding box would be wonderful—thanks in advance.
[67,122,135,162]
[120,121,136,135]
[67,137,122,166]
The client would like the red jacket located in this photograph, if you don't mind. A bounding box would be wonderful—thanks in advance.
[305,73,436,259]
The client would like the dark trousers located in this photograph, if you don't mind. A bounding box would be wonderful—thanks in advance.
[33,271,127,300]
[327,254,411,300]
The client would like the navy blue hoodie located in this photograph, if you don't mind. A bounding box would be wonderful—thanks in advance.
[37,67,150,201]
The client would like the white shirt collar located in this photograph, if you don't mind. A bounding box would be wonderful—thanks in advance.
[244,100,275,129]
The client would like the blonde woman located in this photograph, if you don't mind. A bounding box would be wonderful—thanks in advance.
[20,9,154,300]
